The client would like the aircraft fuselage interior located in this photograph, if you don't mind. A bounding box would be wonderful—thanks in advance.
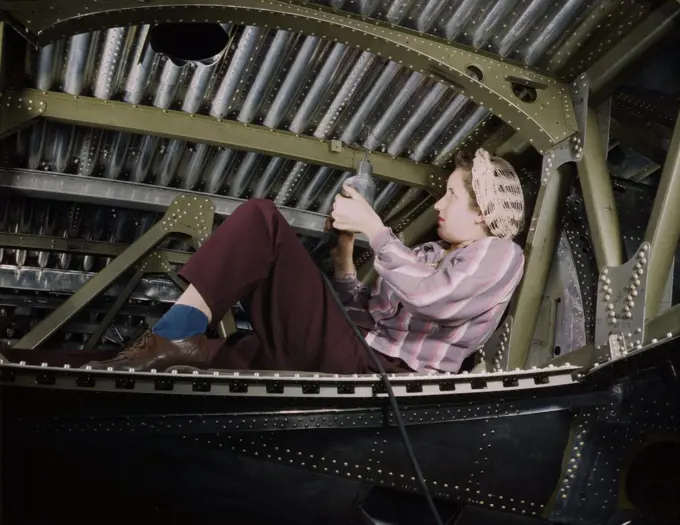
[0,1,679,524]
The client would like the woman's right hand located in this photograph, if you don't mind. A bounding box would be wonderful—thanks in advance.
[325,217,356,276]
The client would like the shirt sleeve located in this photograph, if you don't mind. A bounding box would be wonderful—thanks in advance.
[369,227,524,322]
[331,272,371,310]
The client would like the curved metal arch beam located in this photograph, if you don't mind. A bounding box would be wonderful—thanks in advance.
[0,0,578,154]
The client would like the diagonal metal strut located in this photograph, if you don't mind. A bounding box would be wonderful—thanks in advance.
[11,194,215,350]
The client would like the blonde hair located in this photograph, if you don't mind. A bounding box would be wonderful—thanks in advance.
[454,149,525,239]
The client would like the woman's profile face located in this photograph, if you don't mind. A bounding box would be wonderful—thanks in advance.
[433,169,485,245]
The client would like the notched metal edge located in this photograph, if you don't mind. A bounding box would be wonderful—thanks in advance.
[0,359,580,398]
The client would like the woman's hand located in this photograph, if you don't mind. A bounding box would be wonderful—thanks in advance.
[325,216,356,277]
[331,184,385,242]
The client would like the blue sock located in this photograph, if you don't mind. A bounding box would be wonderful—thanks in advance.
[152,304,209,340]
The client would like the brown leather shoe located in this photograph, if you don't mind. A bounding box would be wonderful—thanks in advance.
[81,330,212,372]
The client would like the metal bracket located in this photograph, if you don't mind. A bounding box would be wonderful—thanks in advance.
[11,194,215,350]
[539,73,589,186]
[593,242,650,364]
[0,91,44,139]
[481,316,513,372]
[138,250,176,275]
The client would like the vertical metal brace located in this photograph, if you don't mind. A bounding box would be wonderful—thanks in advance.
[492,74,589,371]
[593,242,650,365]
[643,109,680,320]
[12,195,215,350]
[576,107,625,271]
[1,21,39,137]
[590,103,680,366]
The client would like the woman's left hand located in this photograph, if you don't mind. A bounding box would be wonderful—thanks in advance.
[331,183,385,242]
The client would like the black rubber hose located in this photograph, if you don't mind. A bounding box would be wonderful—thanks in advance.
[319,269,445,525]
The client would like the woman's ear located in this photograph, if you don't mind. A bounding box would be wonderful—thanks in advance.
[474,211,485,225]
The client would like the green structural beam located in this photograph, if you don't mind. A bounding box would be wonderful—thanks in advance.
[0,232,192,266]
[643,109,680,320]
[576,109,625,271]
[0,91,43,139]
[5,89,442,191]
[505,164,575,371]
[0,0,577,153]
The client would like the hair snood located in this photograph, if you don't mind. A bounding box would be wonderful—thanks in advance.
[470,148,525,239]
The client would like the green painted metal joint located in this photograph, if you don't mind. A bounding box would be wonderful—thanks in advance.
[493,0,680,156]
[0,91,43,139]
[0,0,577,153]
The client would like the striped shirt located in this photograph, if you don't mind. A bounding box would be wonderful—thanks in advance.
[333,227,525,374]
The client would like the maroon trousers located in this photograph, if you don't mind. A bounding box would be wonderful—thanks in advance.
[178,199,412,375]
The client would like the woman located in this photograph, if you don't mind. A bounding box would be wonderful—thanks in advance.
[83,148,526,375]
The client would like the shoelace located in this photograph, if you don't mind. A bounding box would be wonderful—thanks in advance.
[119,330,154,358]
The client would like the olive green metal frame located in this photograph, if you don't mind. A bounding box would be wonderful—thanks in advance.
[504,165,575,371]
[643,110,680,320]
[11,194,216,350]
[0,0,578,154]
[81,252,183,351]
[576,108,625,272]
[0,232,191,266]
[0,231,237,349]
[0,0,678,372]
[544,108,680,371]
[0,90,443,191]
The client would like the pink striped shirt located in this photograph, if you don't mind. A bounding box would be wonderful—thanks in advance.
[333,227,525,374]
